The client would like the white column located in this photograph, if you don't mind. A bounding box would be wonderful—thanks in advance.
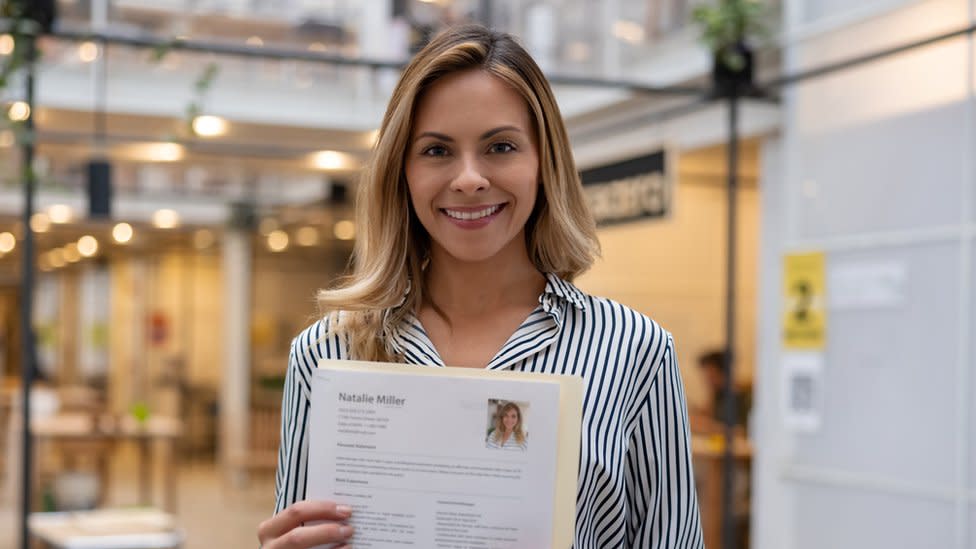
[525,3,556,73]
[220,225,251,484]
[357,1,396,104]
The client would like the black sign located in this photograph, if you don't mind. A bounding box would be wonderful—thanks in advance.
[580,150,672,226]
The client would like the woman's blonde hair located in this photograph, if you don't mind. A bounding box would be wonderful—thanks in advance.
[492,401,526,445]
[318,24,599,361]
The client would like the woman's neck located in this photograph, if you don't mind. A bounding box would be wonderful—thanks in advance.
[424,242,545,317]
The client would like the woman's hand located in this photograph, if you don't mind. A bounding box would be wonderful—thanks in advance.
[257,500,355,548]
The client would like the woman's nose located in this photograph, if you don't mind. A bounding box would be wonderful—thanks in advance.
[449,157,489,194]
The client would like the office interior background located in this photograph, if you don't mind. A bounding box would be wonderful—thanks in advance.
[0,0,972,547]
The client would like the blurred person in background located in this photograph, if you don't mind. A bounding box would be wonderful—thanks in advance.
[257,25,703,549]
[690,349,752,436]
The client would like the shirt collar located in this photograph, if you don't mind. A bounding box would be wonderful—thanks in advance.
[541,272,588,312]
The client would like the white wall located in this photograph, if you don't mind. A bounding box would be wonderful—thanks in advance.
[755,1,975,548]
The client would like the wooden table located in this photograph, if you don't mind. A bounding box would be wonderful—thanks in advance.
[692,433,753,549]
[29,508,184,548]
[32,414,183,512]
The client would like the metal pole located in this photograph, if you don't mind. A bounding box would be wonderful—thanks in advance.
[721,88,740,549]
[19,32,38,549]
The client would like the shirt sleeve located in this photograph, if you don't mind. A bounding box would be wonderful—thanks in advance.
[626,334,704,548]
[273,321,329,514]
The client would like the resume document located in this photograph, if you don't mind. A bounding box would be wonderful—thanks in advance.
[308,360,582,549]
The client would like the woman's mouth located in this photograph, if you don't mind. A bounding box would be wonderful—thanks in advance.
[441,204,505,221]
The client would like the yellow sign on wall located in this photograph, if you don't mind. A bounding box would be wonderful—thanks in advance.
[783,252,826,349]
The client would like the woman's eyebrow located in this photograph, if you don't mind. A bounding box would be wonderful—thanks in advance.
[413,125,522,142]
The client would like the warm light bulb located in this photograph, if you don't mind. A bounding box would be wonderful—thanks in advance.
[0,232,14,253]
[48,204,72,224]
[267,230,289,252]
[312,150,344,170]
[77,235,98,257]
[295,226,319,247]
[7,101,30,122]
[30,212,51,233]
[612,20,645,44]
[151,142,184,162]
[333,220,355,241]
[112,222,133,243]
[78,41,99,63]
[49,249,66,268]
[153,209,180,229]
[64,244,82,263]
[192,115,227,137]
[0,34,14,56]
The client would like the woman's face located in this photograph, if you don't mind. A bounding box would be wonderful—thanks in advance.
[405,69,540,266]
[502,408,519,431]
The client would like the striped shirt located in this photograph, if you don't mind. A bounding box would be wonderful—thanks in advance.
[486,431,528,451]
[274,273,704,548]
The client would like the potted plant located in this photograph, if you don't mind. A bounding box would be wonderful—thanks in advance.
[692,0,774,97]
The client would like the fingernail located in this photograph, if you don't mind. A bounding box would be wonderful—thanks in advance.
[336,505,352,517]
[340,525,354,537]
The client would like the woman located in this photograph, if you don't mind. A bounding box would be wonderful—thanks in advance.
[258,24,702,549]
[486,401,527,450]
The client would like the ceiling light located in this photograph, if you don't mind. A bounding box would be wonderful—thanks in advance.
[30,212,50,233]
[153,209,180,229]
[192,115,227,137]
[149,142,184,162]
[333,220,355,241]
[7,101,30,122]
[0,34,13,56]
[312,150,345,170]
[612,20,645,44]
[48,204,72,224]
[295,226,319,247]
[78,41,99,63]
[267,230,288,252]
[112,222,133,244]
[246,36,264,47]
[77,235,98,257]
[193,229,215,249]
[49,249,66,268]
[64,244,82,263]
[0,232,14,253]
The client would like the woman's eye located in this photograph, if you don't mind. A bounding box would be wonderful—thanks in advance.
[422,145,449,157]
[489,142,516,154]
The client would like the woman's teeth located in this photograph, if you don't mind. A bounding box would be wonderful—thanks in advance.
[443,204,501,220]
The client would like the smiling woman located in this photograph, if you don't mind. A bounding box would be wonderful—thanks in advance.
[259,24,703,549]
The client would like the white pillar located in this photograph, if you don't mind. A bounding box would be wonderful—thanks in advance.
[220,225,251,484]
[525,4,556,73]
[357,1,397,104]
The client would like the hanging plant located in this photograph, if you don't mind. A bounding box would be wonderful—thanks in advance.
[691,0,775,96]
[0,4,43,148]
[149,40,221,138]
